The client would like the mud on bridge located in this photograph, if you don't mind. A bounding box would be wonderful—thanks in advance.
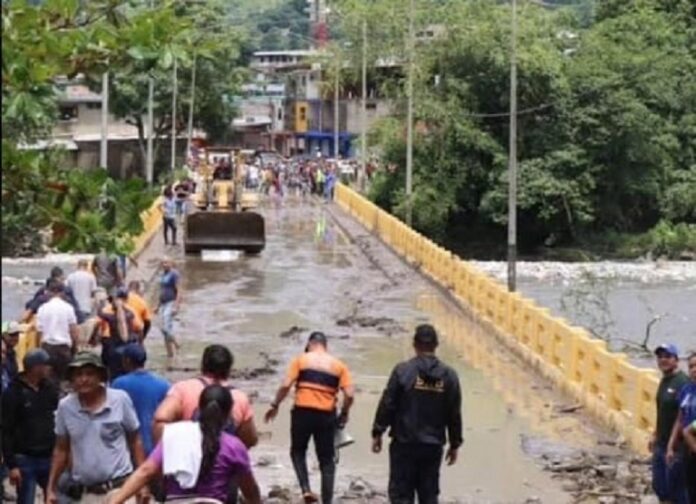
[139,197,651,504]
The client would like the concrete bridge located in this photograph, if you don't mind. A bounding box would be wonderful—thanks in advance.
[10,186,660,503]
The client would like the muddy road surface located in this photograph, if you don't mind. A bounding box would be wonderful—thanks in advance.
[138,198,650,504]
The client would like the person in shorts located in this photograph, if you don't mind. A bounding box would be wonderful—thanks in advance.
[154,257,181,359]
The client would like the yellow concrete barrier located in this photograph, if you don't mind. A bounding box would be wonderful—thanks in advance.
[335,183,657,454]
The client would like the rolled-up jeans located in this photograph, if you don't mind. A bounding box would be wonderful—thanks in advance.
[160,301,175,341]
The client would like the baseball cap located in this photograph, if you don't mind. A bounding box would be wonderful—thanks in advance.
[414,324,439,347]
[654,343,679,359]
[23,348,51,370]
[2,321,22,335]
[68,351,106,372]
[116,343,147,366]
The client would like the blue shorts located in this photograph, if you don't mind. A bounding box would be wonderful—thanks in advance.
[160,301,175,340]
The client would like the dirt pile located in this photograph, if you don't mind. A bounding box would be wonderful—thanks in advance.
[544,452,652,504]
[335,315,405,336]
[231,352,279,380]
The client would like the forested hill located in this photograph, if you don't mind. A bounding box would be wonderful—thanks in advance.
[229,0,310,54]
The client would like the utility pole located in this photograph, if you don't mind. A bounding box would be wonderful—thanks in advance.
[405,0,415,226]
[507,0,518,292]
[186,53,197,165]
[334,54,340,158]
[99,72,109,169]
[360,18,367,191]
[145,0,155,185]
[171,57,178,172]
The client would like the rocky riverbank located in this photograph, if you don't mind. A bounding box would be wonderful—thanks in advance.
[469,260,696,284]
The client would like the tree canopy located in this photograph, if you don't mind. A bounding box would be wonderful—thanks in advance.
[337,0,695,258]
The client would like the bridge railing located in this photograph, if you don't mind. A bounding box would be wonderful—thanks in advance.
[334,183,658,454]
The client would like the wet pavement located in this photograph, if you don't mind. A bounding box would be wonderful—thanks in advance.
[140,197,643,503]
[1,197,654,503]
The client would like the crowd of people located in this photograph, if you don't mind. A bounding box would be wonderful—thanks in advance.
[2,275,465,504]
[1,246,693,503]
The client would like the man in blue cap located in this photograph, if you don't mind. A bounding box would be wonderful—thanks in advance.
[111,343,170,455]
[651,343,689,504]
[2,349,59,504]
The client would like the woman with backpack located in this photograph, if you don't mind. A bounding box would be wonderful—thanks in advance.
[108,385,261,504]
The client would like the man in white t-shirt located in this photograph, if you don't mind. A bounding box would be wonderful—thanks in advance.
[36,280,79,383]
[66,259,98,349]
[66,259,97,319]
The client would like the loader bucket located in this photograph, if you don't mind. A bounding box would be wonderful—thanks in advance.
[184,210,265,254]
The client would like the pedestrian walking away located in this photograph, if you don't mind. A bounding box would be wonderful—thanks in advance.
[154,344,258,449]
[92,250,124,293]
[45,352,147,504]
[97,288,143,381]
[126,280,153,340]
[265,331,355,504]
[65,259,97,321]
[36,279,79,385]
[110,385,263,504]
[66,259,98,349]
[2,349,59,504]
[650,343,690,504]
[111,343,170,455]
[372,324,463,504]
[23,267,83,324]
[154,256,182,359]
[161,187,179,246]
[666,353,696,504]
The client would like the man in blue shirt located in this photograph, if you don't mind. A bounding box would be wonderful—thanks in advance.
[111,343,170,455]
[154,257,181,359]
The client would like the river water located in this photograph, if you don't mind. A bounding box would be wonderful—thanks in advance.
[1,199,666,502]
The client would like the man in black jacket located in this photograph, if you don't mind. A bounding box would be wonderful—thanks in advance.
[2,349,59,504]
[372,324,463,504]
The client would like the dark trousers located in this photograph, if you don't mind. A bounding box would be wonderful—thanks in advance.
[15,454,51,504]
[163,217,177,245]
[652,444,689,504]
[389,442,443,504]
[41,343,72,384]
[101,337,127,382]
[687,450,696,504]
[290,407,336,504]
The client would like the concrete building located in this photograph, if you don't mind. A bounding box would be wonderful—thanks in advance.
[26,76,204,179]
[282,57,398,158]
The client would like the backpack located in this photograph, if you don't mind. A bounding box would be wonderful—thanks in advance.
[190,377,237,435]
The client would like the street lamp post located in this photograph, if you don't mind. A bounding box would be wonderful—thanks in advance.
[186,53,197,164]
[360,18,368,191]
[405,0,415,226]
[145,0,155,185]
[100,72,109,169]
[334,55,340,158]
[171,57,178,172]
[507,0,518,292]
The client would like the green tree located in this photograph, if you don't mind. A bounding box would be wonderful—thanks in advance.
[1,0,185,255]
